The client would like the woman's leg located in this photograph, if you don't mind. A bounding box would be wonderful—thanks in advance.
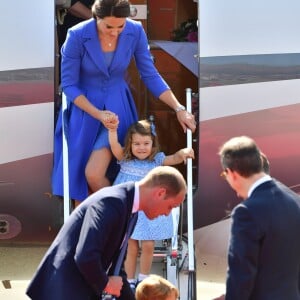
[85,148,112,193]
[139,240,155,278]
[73,200,81,208]
[125,239,139,280]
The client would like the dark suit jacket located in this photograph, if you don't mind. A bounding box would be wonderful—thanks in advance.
[225,179,300,300]
[27,182,135,300]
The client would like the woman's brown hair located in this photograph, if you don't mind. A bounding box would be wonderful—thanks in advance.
[92,0,130,19]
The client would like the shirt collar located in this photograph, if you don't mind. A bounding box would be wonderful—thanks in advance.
[133,182,140,213]
[248,175,272,197]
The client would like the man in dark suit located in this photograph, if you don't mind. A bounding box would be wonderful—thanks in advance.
[57,0,93,53]
[217,136,300,300]
[26,166,186,300]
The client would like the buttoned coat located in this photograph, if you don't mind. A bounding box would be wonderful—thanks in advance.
[52,18,169,200]
[225,180,300,300]
[27,182,136,300]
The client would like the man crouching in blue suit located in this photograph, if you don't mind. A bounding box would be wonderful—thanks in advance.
[26,166,186,300]
[215,136,300,300]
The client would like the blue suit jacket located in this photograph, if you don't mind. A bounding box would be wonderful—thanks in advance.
[27,182,136,300]
[52,18,169,201]
[225,179,300,300]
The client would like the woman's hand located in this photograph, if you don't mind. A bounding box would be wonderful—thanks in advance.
[157,90,197,133]
[99,110,119,130]
[176,109,196,133]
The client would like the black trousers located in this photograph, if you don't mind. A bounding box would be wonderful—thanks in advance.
[117,278,135,300]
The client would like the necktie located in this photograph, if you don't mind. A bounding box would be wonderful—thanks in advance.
[113,213,138,276]
[102,213,138,300]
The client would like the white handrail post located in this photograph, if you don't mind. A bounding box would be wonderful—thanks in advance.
[62,92,71,222]
[186,88,197,299]
[186,88,195,273]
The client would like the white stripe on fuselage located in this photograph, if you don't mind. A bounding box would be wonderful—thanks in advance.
[0,103,54,164]
[200,79,300,121]
[0,0,54,71]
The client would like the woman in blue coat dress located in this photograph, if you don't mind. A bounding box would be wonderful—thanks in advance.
[52,0,196,206]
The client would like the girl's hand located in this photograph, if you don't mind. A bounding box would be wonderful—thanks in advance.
[106,117,119,131]
[99,110,119,130]
[179,148,195,164]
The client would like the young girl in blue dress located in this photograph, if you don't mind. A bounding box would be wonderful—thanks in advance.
[108,118,194,290]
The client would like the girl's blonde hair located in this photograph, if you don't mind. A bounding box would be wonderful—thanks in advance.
[123,119,160,161]
[135,274,179,300]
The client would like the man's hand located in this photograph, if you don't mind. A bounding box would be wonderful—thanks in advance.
[104,276,123,297]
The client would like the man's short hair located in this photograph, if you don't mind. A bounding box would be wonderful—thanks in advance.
[218,136,263,177]
[142,166,186,197]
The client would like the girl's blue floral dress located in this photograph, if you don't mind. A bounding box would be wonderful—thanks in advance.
[113,152,174,240]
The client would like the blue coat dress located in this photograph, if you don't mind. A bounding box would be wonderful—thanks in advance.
[52,18,169,201]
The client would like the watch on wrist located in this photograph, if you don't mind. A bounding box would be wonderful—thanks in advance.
[174,105,186,113]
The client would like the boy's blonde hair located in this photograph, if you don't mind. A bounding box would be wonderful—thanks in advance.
[135,274,179,300]
[123,119,160,161]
